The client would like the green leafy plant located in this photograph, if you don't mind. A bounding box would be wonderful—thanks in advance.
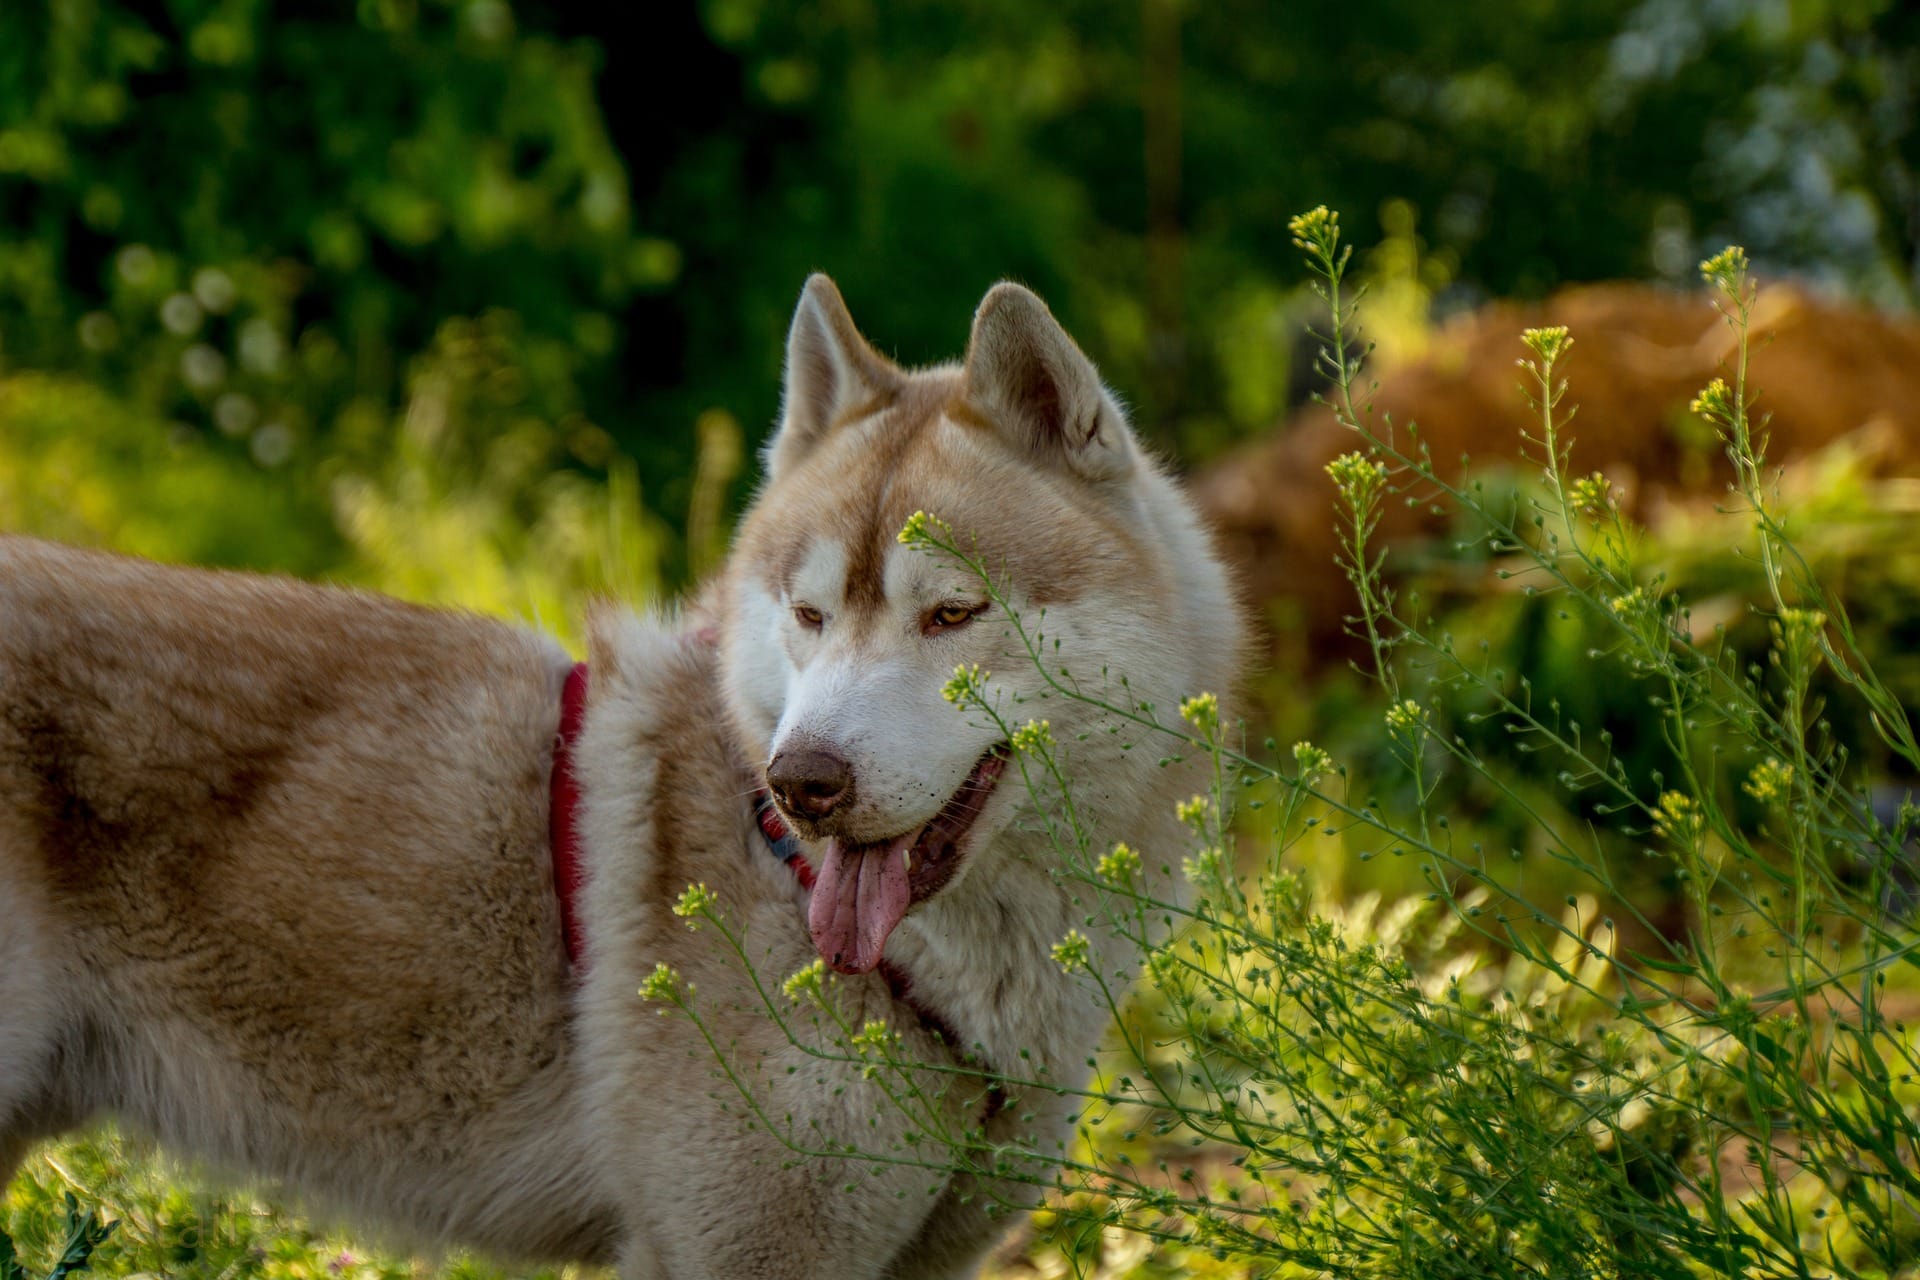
[652,213,1920,1279]
[1,1193,114,1280]
[3,1129,563,1280]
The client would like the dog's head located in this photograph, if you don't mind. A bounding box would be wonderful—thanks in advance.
[720,276,1236,975]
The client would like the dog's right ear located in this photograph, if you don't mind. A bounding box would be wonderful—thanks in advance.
[963,282,1134,484]
[767,274,901,481]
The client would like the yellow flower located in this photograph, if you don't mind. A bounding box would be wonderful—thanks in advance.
[1385,699,1430,736]
[671,882,718,927]
[896,510,931,545]
[1096,842,1141,883]
[1699,246,1749,294]
[1689,377,1735,423]
[1652,791,1705,846]
[1288,205,1339,256]
[1777,607,1826,635]
[1176,794,1211,827]
[1011,718,1054,755]
[1326,451,1387,509]
[1180,691,1220,735]
[1742,758,1795,806]
[1292,740,1333,785]
[1608,587,1651,618]
[782,958,827,1002]
[1770,608,1828,671]
[1567,471,1614,518]
[851,1019,897,1052]
[1052,929,1092,974]
[1182,845,1228,887]
[639,962,682,1003]
[942,662,989,705]
[1520,325,1572,364]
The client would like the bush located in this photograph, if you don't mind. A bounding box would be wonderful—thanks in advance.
[1,1130,553,1280]
[657,215,1920,1278]
[0,307,677,650]
[1,1191,112,1280]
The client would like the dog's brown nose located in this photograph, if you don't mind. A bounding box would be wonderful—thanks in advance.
[767,746,854,821]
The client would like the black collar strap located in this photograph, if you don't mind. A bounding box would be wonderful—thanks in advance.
[752,789,815,888]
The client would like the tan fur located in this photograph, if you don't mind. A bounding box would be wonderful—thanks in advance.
[1,276,1243,1280]
[0,537,616,1256]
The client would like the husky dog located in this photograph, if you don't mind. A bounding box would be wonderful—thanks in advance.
[0,277,1241,1279]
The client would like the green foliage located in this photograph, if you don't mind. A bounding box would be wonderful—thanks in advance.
[0,0,646,463]
[654,224,1920,1279]
[6,0,1918,527]
[693,0,1920,454]
[0,306,670,649]
[2,1131,553,1280]
[0,368,340,573]
[1,1192,114,1280]
[324,309,668,649]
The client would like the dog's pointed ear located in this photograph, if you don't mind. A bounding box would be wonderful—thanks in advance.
[768,274,901,481]
[963,282,1134,483]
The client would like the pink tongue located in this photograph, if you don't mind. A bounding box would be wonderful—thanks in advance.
[808,835,914,974]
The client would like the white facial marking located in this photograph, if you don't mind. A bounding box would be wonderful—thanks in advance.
[788,539,848,623]
[725,577,791,740]
[767,540,1008,843]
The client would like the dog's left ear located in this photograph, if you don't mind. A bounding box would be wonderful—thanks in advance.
[963,282,1134,483]
[768,274,902,481]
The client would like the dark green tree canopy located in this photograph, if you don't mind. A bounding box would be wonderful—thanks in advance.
[3,0,1913,568]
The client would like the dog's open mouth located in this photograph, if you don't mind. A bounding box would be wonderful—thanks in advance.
[807,745,1008,975]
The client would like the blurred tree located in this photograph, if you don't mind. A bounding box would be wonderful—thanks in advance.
[662,0,1919,454]
[0,0,651,465]
[2,0,1915,581]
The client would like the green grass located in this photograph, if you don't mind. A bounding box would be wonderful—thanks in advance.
[2,1190,113,1280]
[3,1130,572,1280]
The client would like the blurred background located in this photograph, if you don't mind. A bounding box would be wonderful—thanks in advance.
[4,0,1918,601]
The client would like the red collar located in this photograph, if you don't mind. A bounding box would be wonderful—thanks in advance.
[549,662,592,968]
[547,663,821,975]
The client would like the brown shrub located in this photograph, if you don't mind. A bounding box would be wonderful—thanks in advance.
[1194,283,1920,664]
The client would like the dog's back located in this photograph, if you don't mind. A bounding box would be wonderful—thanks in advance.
[0,536,616,1259]
[0,268,1247,1279]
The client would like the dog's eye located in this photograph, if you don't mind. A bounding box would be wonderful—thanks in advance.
[924,602,983,634]
[794,604,824,630]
